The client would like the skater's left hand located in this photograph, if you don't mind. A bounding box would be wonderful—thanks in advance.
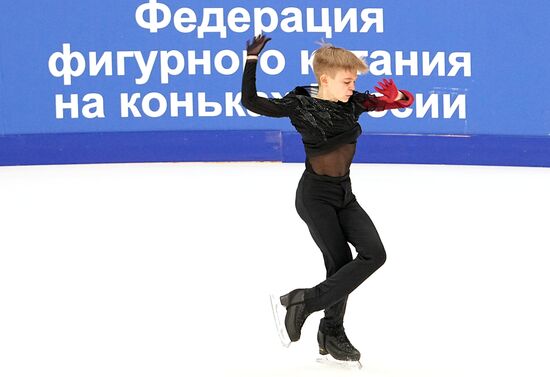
[374,79,401,103]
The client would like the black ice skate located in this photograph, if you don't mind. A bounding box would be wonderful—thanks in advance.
[269,289,311,347]
[317,328,363,369]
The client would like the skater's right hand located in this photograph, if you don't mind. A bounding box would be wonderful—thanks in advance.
[374,79,399,103]
[246,33,271,56]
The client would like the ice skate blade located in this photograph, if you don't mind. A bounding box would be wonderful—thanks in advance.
[316,355,363,370]
[269,294,291,348]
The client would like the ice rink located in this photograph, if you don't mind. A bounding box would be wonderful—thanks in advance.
[1,161,549,377]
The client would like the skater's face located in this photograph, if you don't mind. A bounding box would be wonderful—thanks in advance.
[320,69,357,103]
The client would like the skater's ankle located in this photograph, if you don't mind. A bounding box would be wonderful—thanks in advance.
[319,324,345,337]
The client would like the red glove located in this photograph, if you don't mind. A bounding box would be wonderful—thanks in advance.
[374,78,399,103]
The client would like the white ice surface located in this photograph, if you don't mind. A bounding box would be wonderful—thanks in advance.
[1,161,549,377]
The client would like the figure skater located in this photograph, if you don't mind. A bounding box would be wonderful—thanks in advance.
[241,34,414,366]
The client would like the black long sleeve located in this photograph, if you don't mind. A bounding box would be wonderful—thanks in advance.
[241,59,297,118]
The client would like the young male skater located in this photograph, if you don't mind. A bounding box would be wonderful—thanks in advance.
[241,34,414,365]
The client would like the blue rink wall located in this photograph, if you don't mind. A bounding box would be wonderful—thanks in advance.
[1,1,549,167]
[1,131,550,168]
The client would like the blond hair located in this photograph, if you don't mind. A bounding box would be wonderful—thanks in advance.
[312,41,368,84]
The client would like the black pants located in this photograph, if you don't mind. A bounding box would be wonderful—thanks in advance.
[295,163,387,335]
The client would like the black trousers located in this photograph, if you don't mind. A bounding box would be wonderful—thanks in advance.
[295,163,387,335]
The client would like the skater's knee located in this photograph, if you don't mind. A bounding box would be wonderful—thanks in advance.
[376,248,387,268]
[358,246,386,270]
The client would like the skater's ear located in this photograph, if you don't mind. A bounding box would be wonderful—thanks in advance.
[319,73,329,87]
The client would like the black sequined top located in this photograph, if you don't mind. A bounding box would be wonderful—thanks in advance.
[241,59,413,158]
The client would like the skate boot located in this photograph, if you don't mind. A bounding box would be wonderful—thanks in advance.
[280,289,311,341]
[317,327,362,369]
[269,289,311,347]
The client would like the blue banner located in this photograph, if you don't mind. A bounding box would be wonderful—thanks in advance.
[1,1,549,166]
